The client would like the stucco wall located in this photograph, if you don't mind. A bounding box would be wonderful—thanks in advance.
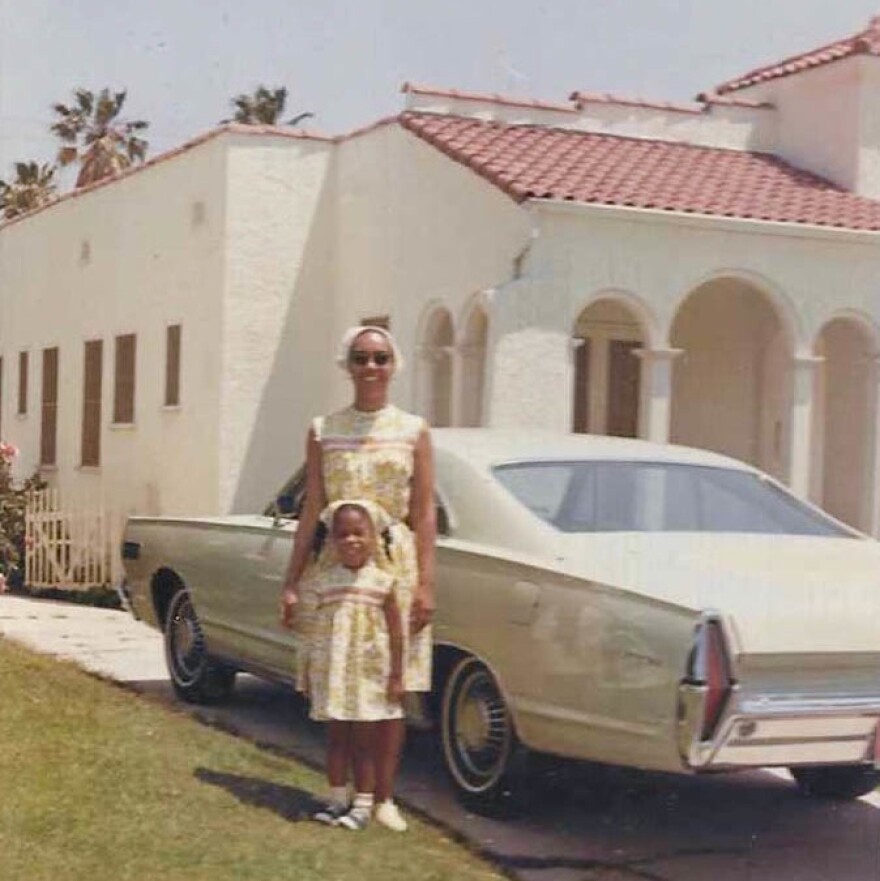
[0,137,229,517]
[220,134,335,514]
[575,102,777,152]
[857,59,880,200]
[737,58,865,195]
[332,123,534,415]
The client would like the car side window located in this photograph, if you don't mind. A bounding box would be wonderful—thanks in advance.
[265,467,307,519]
[494,463,572,523]
[435,494,450,536]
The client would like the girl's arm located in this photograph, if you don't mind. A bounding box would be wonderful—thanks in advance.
[383,590,404,703]
[408,426,437,634]
[280,426,326,627]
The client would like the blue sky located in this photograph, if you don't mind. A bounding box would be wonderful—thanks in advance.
[1,0,879,174]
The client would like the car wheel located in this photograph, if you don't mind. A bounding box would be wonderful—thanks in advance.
[440,656,529,816]
[164,589,235,704]
[791,765,880,799]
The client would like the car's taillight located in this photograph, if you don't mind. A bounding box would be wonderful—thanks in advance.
[687,619,733,741]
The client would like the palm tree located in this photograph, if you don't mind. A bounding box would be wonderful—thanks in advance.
[223,85,313,126]
[51,88,149,188]
[0,162,58,220]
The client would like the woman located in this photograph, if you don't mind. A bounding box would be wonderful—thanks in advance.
[280,326,436,832]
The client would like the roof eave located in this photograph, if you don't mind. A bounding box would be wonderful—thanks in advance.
[525,197,880,244]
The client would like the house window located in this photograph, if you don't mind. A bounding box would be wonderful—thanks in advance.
[81,340,102,467]
[164,324,181,407]
[17,351,28,416]
[113,334,136,424]
[40,348,59,466]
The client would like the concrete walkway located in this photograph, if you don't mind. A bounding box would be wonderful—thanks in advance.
[0,593,167,682]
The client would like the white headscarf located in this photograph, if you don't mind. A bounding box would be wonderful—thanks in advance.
[320,498,393,533]
[335,325,405,373]
[319,499,396,568]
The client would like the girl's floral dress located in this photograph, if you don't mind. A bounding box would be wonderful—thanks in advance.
[307,560,403,722]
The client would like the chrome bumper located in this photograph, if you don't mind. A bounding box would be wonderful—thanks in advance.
[679,683,880,770]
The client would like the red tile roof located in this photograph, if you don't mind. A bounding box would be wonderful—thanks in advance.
[400,112,880,231]
[713,16,880,94]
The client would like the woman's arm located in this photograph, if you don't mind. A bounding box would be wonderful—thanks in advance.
[280,426,326,628]
[383,590,404,703]
[408,426,436,634]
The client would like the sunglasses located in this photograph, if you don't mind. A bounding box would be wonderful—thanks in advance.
[349,350,393,367]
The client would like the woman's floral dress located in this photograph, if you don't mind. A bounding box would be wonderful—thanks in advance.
[300,404,432,692]
[307,560,403,722]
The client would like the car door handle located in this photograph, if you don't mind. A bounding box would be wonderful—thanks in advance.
[510,580,540,626]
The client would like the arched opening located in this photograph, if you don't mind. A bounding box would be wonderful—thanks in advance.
[419,308,454,427]
[571,298,646,436]
[670,278,791,479]
[459,306,487,427]
[813,318,878,530]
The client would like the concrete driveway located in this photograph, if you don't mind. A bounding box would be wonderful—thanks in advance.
[2,593,880,881]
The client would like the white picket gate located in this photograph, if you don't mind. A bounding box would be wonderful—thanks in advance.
[25,490,122,589]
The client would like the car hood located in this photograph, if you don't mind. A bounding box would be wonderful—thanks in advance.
[551,532,880,654]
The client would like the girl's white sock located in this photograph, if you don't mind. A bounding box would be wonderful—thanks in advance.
[352,792,374,810]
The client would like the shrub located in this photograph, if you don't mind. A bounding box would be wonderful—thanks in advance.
[0,443,47,589]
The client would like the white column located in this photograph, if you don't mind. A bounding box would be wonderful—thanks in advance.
[635,348,682,444]
[787,354,822,499]
[448,344,463,428]
[591,337,610,435]
[866,356,880,536]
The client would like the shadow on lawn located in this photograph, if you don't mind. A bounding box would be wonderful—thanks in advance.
[195,767,323,822]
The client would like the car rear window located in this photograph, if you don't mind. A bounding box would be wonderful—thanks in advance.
[492,460,851,536]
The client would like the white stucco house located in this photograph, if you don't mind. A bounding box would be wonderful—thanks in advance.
[3,16,880,551]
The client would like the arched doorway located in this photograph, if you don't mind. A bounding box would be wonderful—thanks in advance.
[419,308,454,427]
[813,317,878,530]
[571,298,646,436]
[459,306,487,427]
[670,277,792,479]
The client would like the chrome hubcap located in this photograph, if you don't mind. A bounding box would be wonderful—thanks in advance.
[450,666,511,789]
[168,594,205,683]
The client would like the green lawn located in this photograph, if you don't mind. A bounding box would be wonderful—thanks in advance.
[0,639,504,881]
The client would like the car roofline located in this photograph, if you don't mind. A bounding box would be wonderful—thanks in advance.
[431,428,757,473]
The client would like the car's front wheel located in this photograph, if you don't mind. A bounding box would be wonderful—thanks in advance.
[440,655,529,816]
[164,589,236,704]
[790,764,880,799]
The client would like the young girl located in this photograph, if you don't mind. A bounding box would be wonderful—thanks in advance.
[304,499,406,831]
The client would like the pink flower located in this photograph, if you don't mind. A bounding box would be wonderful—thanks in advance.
[0,442,19,460]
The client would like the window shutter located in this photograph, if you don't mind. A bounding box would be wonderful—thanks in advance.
[18,351,28,416]
[113,334,136,424]
[165,325,181,406]
[81,340,103,467]
[40,348,59,466]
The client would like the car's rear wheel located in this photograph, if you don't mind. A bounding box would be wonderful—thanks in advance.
[790,764,880,799]
[164,589,235,704]
[440,655,529,816]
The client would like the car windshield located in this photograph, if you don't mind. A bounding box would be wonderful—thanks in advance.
[492,460,851,536]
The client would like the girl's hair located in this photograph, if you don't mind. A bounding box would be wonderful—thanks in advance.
[335,325,405,372]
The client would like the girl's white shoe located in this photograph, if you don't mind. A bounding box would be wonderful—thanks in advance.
[374,799,408,832]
